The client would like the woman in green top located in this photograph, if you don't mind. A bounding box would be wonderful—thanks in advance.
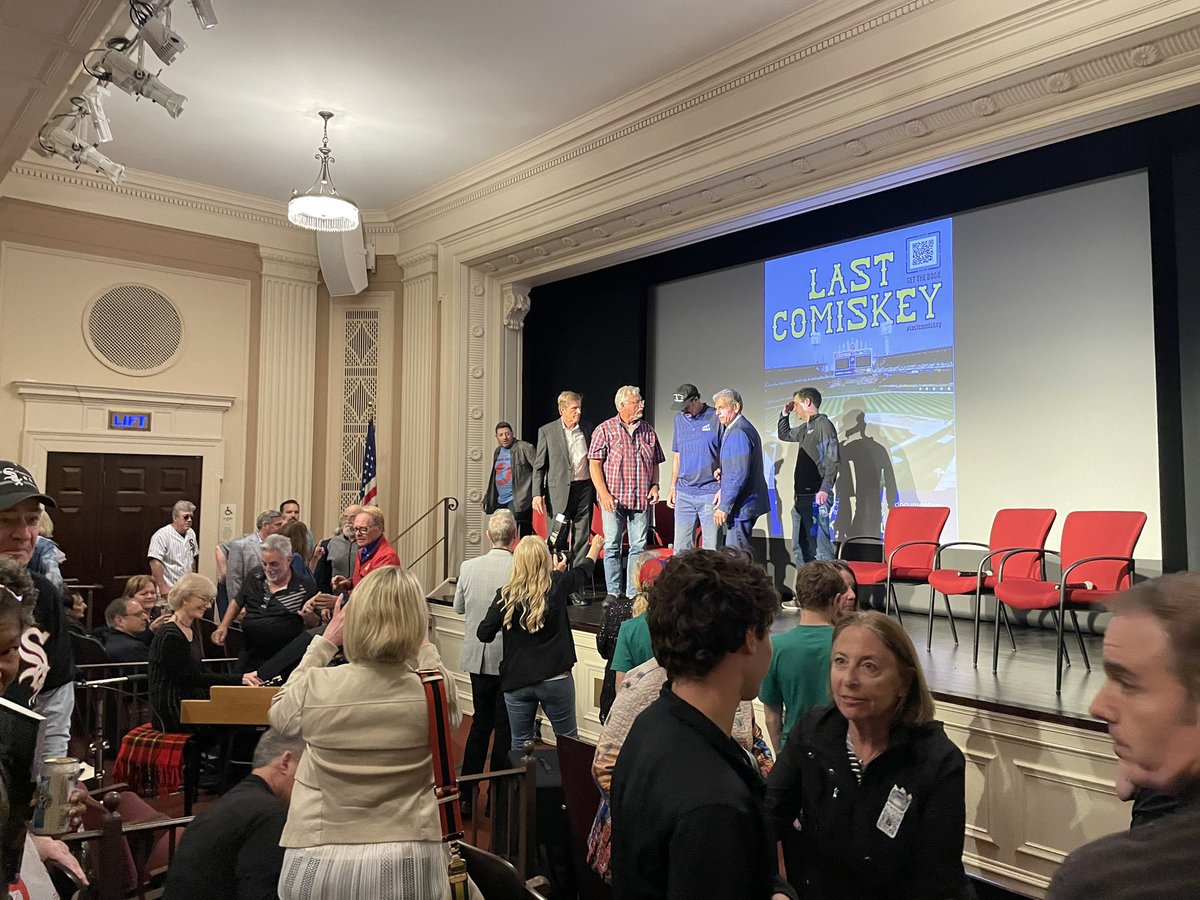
[760,560,857,752]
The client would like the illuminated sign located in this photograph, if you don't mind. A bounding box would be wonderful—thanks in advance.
[108,411,152,431]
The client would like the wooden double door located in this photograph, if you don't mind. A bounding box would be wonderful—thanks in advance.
[45,452,203,613]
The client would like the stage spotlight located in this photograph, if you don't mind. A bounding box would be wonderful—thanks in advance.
[190,0,218,29]
[38,119,126,184]
[140,8,188,66]
[81,84,113,143]
[97,48,187,118]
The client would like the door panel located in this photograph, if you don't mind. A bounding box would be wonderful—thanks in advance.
[45,452,203,619]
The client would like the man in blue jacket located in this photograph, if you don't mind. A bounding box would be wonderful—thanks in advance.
[712,389,770,556]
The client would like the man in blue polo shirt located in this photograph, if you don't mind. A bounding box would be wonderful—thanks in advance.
[667,383,720,551]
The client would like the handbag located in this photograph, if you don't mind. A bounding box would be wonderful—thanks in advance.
[419,668,470,900]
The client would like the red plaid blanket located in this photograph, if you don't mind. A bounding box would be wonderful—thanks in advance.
[111,723,191,797]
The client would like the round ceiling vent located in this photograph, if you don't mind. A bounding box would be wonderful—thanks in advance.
[84,284,184,376]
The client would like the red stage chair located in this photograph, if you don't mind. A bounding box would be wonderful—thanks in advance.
[927,508,1057,664]
[993,510,1147,693]
[839,506,950,624]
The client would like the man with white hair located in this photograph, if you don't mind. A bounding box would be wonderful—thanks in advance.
[454,509,518,811]
[712,388,770,555]
[589,385,665,600]
[225,509,286,607]
[147,499,199,596]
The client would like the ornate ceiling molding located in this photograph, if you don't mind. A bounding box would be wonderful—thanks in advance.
[393,0,941,229]
[464,22,1200,280]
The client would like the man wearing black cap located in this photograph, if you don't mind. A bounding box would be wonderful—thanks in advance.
[667,383,720,552]
[0,462,75,758]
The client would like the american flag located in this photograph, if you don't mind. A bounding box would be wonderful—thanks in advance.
[360,417,378,506]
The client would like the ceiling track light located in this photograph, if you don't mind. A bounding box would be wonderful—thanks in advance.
[287,111,360,233]
[94,43,187,118]
[190,0,218,29]
[139,5,188,66]
[37,106,125,184]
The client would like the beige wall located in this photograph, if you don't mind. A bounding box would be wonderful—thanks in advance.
[0,198,263,570]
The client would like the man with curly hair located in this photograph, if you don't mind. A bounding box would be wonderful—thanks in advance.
[609,549,796,900]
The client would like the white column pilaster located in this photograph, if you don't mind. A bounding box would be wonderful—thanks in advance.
[398,244,440,589]
[256,248,319,520]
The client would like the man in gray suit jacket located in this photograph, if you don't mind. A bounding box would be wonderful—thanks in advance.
[533,390,596,565]
[483,422,536,536]
[225,509,285,607]
[454,510,518,790]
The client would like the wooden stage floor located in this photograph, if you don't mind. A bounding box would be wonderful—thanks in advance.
[567,603,1108,731]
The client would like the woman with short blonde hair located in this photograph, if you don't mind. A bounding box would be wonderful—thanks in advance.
[270,566,462,900]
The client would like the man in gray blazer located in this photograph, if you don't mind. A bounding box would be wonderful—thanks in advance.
[533,390,596,565]
[225,509,285,607]
[482,422,536,536]
[454,510,518,794]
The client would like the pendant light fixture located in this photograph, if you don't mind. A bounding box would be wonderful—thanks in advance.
[287,111,359,232]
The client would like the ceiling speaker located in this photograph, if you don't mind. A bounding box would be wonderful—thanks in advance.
[317,226,369,297]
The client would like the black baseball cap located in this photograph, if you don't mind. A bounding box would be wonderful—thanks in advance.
[0,462,55,513]
[671,383,701,410]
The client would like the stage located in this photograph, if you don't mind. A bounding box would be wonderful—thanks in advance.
[430,595,1124,898]
[565,602,1107,730]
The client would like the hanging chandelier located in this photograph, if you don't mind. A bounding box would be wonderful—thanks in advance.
[287,110,359,232]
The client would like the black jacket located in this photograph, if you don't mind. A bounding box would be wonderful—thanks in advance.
[163,773,287,899]
[477,559,594,692]
[610,685,796,900]
[96,627,150,664]
[765,703,970,900]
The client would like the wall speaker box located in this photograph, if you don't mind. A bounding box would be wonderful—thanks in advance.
[317,226,369,296]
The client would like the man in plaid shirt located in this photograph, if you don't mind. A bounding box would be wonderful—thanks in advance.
[589,385,665,600]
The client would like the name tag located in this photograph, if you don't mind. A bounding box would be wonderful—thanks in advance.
[701,424,713,431]
[875,785,912,839]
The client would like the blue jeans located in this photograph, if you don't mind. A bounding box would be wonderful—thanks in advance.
[792,494,834,566]
[33,682,75,760]
[505,674,577,752]
[723,513,758,557]
[673,489,718,551]
[601,506,651,597]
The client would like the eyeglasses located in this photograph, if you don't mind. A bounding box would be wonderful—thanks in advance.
[352,525,378,534]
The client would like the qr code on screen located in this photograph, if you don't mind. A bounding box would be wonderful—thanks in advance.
[907,233,939,270]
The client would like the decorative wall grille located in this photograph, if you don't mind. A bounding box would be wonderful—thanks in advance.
[340,309,379,510]
[85,284,183,375]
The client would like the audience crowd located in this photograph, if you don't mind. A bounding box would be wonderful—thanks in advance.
[2,368,1199,900]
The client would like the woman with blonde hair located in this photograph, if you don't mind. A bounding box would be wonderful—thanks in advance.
[479,533,604,750]
[270,565,462,900]
[765,610,969,898]
[148,573,259,734]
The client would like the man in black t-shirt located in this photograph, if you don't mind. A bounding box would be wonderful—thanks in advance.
[0,462,74,759]
[165,729,304,899]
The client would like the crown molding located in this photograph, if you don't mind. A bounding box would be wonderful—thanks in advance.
[433,12,1200,281]
[4,154,391,237]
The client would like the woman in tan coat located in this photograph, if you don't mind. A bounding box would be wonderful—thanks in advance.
[269,566,461,900]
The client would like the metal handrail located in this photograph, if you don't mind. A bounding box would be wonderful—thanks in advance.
[392,496,459,581]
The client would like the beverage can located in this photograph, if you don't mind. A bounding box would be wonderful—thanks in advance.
[30,757,81,835]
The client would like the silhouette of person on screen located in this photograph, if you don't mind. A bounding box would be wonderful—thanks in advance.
[837,410,898,543]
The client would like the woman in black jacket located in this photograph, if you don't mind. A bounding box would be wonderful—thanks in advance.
[149,574,260,735]
[479,533,603,751]
[765,610,971,899]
